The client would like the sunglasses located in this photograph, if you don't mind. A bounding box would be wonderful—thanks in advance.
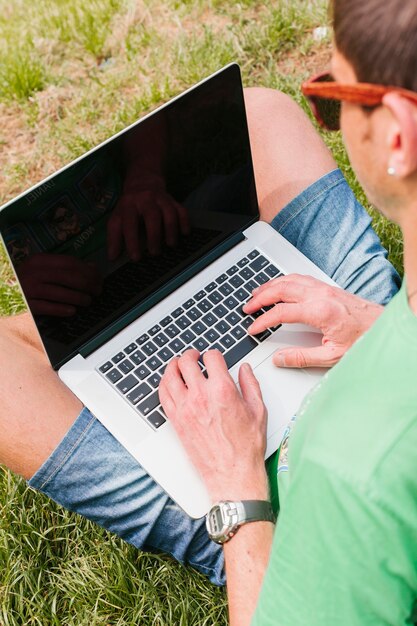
[301,72,417,131]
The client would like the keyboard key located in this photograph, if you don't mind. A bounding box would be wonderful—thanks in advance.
[226,265,239,276]
[208,291,222,305]
[237,257,249,268]
[148,356,163,371]
[187,307,202,321]
[142,341,157,356]
[148,373,161,389]
[215,273,228,284]
[177,315,191,330]
[231,326,246,340]
[149,324,161,336]
[195,290,206,301]
[211,341,226,353]
[137,334,149,345]
[127,382,152,405]
[157,347,174,362]
[106,368,123,384]
[239,267,254,280]
[265,264,280,278]
[205,282,217,292]
[220,334,236,350]
[226,311,242,326]
[202,312,217,327]
[224,296,239,310]
[147,410,166,429]
[204,328,220,343]
[219,283,233,297]
[130,350,146,365]
[180,329,196,344]
[249,255,269,272]
[230,275,244,288]
[224,336,258,369]
[118,359,134,374]
[255,329,272,342]
[212,304,228,318]
[254,271,269,286]
[183,298,195,309]
[246,279,258,293]
[117,374,139,394]
[248,249,260,260]
[124,343,137,355]
[165,324,179,338]
[160,316,172,327]
[154,333,169,348]
[191,321,207,335]
[197,299,212,313]
[215,320,231,335]
[134,364,151,380]
[99,361,112,373]
[234,287,249,302]
[169,338,185,353]
[112,352,125,364]
[194,337,209,351]
[172,307,184,318]
[138,390,160,416]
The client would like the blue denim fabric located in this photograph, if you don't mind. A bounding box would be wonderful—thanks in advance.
[28,168,400,587]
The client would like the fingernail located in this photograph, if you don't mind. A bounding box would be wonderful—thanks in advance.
[247,323,253,333]
[274,352,285,367]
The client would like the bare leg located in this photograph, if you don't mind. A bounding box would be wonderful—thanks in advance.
[0,312,82,479]
[244,87,337,222]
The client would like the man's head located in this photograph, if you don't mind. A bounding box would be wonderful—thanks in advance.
[330,0,417,222]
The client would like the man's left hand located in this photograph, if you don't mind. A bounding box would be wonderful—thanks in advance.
[159,349,269,503]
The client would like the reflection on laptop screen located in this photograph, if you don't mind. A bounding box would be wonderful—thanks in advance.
[0,64,258,368]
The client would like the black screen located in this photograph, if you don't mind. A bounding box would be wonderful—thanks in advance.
[0,64,258,368]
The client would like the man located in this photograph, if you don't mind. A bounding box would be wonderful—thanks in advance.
[1,19,398,594]
[160,0,417,624]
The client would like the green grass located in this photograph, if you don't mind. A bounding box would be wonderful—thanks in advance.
[0,0,404,624]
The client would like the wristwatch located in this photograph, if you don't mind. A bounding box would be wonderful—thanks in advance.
[206,500,275,544]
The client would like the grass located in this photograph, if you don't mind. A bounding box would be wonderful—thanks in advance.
[0,0,404,624]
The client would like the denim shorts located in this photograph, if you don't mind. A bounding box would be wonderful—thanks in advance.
[28,169,400,586]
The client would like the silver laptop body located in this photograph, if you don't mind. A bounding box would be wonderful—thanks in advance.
[0,64,335,517]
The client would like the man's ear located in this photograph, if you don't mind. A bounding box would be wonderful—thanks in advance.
[382,92,417,178]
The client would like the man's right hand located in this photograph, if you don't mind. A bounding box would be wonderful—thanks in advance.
[243,274,383,368]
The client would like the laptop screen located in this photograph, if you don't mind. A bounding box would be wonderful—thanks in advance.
[0,64,258,368]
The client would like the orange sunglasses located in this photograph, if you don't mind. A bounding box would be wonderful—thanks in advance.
[301,72,417,131]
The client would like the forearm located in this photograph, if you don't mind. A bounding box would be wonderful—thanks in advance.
[224,521,274,626]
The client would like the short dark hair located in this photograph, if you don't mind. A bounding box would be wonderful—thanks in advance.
[332,0,417,91]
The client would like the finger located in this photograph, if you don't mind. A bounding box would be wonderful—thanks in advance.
[238,362,265,416]
[273,344,344,369]
[28,283,93,307]
[158,367,177,418]
[159,358,186,409]
[30,299,77,317]
[243,278,313,314]
[177,349,204,389]
[107,212,123,261]
[247,302,320,335]
[35,263,102,296]
[143,206,163,256]
[175,201,191,236]
[203,348,230,379]
[159,198,179,248]
[122,204,142,262]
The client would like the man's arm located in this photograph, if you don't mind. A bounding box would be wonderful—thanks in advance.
[244,274,383,368]
[159,350,275,626]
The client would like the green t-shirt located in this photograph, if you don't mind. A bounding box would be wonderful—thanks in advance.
[254,281,417,625]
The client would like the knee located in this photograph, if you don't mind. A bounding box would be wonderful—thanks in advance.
[0,312,43,352]
[244,86,304,122]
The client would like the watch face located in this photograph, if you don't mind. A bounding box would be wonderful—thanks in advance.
[206,502,238,544]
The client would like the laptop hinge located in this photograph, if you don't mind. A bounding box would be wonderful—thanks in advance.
[74,231,246,362]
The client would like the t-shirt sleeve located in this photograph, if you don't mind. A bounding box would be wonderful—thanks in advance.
[251,459,416,626]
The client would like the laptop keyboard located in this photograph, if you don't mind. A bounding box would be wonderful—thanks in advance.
[97,249,283,430]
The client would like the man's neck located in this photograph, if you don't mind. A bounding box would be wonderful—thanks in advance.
[401,208,417,315]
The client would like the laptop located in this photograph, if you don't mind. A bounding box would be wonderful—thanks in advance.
[0,63,335,518]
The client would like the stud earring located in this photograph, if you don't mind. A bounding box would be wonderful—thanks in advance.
[387,166,396,176]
